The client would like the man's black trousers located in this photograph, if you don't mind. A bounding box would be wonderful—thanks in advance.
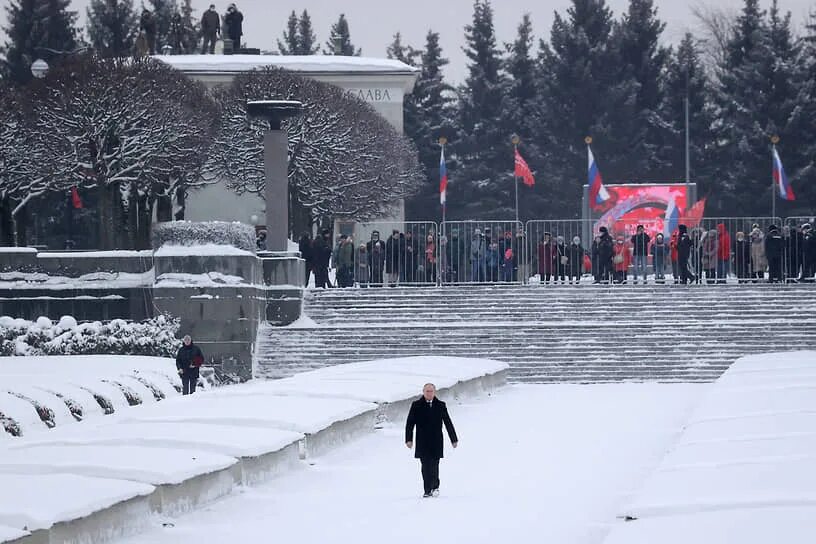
[182,374,198,395]
[420,457,440,494]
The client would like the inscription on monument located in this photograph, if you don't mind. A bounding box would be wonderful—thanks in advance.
[345,88,401,103]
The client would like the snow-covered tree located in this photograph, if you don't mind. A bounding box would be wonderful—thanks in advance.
[709,0,804,215]
[147,0,178,53]
[205,68,422,233]
[323,13,360,56]
[536,0,631,215]
[86,0,137,57]
[612,0,670,177]
[28,54,218,249]
[401,31,456,220]
[386,32,418,65]
[0,0,78,85]
[656,33,715,183]
[454,0,511,219]
[298,10,319,55]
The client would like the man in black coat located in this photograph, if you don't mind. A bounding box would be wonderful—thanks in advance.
[312,229,333,288]
[139,9,157,55]
[224,3,243,48]
[597,226,614,283]
[200,4,220,54]
[676,224,693,284]
[176,335,204,395]
[765,224,784,283]
[405,383,458,498]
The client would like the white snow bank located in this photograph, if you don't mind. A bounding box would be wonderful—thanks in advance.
[153,244,253,257]
[154,271,246,287]
[0,524,27,542]
[0,474,153,531]
[0,270,153,289]
[604,350,816,544]
[38,250,152,258]
[0,445,236,485]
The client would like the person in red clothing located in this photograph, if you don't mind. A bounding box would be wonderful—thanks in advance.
[612,235,632,284]
[716,223,731,284]
[537,233,556,284]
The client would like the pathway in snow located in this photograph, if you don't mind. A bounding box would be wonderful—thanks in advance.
[119,384,705,544]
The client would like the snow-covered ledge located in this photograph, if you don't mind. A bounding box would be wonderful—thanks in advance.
[0,357,507,544]
[603,351,816,544]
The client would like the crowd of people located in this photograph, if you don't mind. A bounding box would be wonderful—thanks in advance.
[294,221,816,288]
[134,3,244,56]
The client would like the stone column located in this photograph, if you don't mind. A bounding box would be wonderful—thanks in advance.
[263,130,289,252]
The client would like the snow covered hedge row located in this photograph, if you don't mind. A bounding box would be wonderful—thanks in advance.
[152,221,256,253]
[0,315,182,357]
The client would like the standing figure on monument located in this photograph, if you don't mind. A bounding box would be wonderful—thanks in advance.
[140,9,157,55]
[312,229,333,288]
[224,3,244,49]
[201,4,221,54]
[169,12,185,54]
[405,383,458,498]
[631,224,650,284]
[176,335,204,395]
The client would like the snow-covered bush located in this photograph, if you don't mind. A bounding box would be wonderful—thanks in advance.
[0,314,182,358]
[152,221,256,253]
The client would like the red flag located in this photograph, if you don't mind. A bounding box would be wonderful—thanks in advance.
[681,197,706,228]
[514,149,535,187]
[71,186,83,209]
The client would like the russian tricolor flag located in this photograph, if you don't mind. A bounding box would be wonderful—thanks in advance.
[440,148,448,206]
[663,197,680,238]
[588,145,610,210]
[773,146,795,201]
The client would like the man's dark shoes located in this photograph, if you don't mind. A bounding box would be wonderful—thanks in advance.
[423,492,432,498]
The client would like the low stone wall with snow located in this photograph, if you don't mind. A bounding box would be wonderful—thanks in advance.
[602,350,816,544]
[0,356,507,544]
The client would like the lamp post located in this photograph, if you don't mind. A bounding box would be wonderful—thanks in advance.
[511,134,521,225]
[30,59,49,78]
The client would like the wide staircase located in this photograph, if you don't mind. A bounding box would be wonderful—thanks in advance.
[255,284,816,383]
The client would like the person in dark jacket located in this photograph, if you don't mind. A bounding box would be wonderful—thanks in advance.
[590,235,601,283]
[568,236,585,284]
[385,230,403,287]
[176,335,204,395]
[765,224,784,283]
[597,227,614,283]
[733,231,752,283]
[312,229,333,288]
[224,3,243,48]
[366,231,386,286]
[169,12,184,54]
[782,225,803,282]
[405,383,458,498]
[630,224,651,284]
[298,232,313,287]
[676,224,693,284]
[802,224,816,282]
[200,4,220,54]
[139,9,157,54]
[402,231,419,283]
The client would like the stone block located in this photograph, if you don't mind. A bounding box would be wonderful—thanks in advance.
[154,254,261,284]
[260,255,304,287]
[0,248,38,271]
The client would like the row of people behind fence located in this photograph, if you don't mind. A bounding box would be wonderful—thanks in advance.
[135,3,244,56]
[297,222,816,287]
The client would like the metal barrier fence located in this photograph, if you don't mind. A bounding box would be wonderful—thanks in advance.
[324,217,815,287]
[440,221,525,284]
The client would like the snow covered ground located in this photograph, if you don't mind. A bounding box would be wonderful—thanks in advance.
[117,383,705,544]
[603,351,816,544]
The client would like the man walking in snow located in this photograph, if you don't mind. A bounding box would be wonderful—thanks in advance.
[405,383,458,498]
[176,335,204,395]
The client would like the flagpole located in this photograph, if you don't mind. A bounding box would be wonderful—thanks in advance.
[685,67,691,211]
[512,134,520,226]
[771,135,779,220]
[439,136,447,229]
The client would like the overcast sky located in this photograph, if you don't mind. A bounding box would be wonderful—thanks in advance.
[3,0,814,82]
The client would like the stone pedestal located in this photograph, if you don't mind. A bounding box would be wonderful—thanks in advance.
[263,131,289,252]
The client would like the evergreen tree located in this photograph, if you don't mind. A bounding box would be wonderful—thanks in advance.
[87,0,138,57]
[386,32,417,65]
[454,0,510,218]
[710,0,804,215]
[1,0,78,85]
[657,33,714,185]
[793,12,816,210]
[537,0,632,216]
[298,10,319,55]
[148,0,178,53]
[403,31,456,220]
[278,10,299,54]
[613,0,670,177]
[324,14,360,56]
[499,14,547,219]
